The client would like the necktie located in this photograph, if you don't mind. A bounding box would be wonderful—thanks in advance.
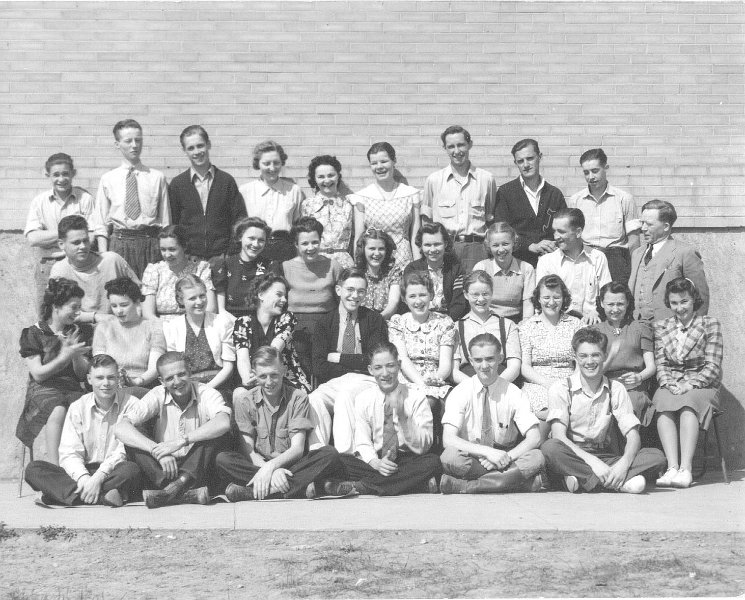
[341,316,355,354]
[125,167,141,220]
[380,397,398,461]
[481,386,495,448]
[643,244,653,266]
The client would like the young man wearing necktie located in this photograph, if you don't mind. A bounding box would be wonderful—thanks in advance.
[440,333,544,494]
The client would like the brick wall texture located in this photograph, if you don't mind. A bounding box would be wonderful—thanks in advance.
[1,1,743,229]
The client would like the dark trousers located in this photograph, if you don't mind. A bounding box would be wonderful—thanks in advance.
[541,438,666,492]
[110,228,161,279]
[453,240,488,274]
[339,452,442,496]
[597,246,631,285]
[128,439,222,490]
[24,460,141,506]
[215,445,346,498]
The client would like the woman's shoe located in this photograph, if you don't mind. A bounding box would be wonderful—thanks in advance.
[671,468,693,489]
[655,467,679,487]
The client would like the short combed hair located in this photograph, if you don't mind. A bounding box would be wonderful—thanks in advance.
[291,216,324,243]
[233,216,271,243]
[179,125,210,148]
[104,277,144,303]
[355,228,397,277]
[337,267,368,286]
[554,207,585,230]
[511,138,540,157]
[440,125,472,146]
[41,277,84,321]
[402,270,434,296]
[90,353,119,372]
[579,148,608,166]
[57,215,89,240]
[597,281,635,325]
[45,153,75,173]
[572,327,608,354]
[642,199,677,226]
[307,155,343,191]
[484,221,516,257]
[246,273,289,313]
[532,274,572,313]
[468,332,502,355]
[414,220,455,258]
[664,276,704,311]
[367,340,399,364]
[158,224,189,249]
[251,345,285,369]
[252,140,287,170]
[113,119,142,140]
[366,141,396,163]
[464,269,493,293]
[175,274,207,308]
[157,351,188,374]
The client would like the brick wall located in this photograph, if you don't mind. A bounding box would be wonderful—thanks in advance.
[1,1,743,229]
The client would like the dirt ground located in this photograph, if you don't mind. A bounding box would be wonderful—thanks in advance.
[1,528,743,599]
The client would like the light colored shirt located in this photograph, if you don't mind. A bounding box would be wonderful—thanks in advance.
[335,304,362,355]
[443,375,537,448]
[353,383,433,463]
[24,187,95,258]
[191,166,215,213]
[472,257,535,319]
[422,164,497,236]
[239,178,304,232]
[567,184,640,249]
[547,371,640,450]
[49,252,140,314]
[454,311,521,363]
[141,258,214,318]
[124,382,231,458]
[59,390,136,481]
[92,316,166,378]
[520,176,545,215]
[536,245,611,316]
[163,312,236,368]
[649,236,669,259]
[93,163,170,237]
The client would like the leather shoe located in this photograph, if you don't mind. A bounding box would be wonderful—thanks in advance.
[225,482,254,503]
[439,474,468,494]
[177,486,210,505]
[101,489,124,507]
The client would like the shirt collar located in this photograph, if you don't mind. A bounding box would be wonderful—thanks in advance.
[568,370,610,396]
[338,303,357,324]
[47,188,80,205]
[120,162,146,172]
[255,383,290,409]
[88,391,123,415]
[163,382,198,410]
[190,165,215,182]
[494,257,521,275]
[583,184,615,202]
[446,163,476,181]
[256,177,291,195]
[558,244,593,263]
[464,310,499,325]
[520,175,545,194]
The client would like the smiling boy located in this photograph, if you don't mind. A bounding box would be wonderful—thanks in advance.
[540,328,665,494]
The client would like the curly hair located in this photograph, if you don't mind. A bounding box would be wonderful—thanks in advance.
[355,228,397,277]
[104,277,144,303]
[664,277,704,311]
[233,217,271,244]
[290,216,324,244]
[402,270,434,297]
[307,155,343,191]
[245,273,290,314]
[531,274,572,314]
[571,327,609,353]
[157,224,189,250]
[596,281,635,325]
[366,142,396,163]
[41,277,84,321]
[252,140,287,171]
[414,221,455,261]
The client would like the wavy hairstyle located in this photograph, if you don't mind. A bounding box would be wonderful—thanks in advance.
[355,228,397,277]
[531,274,572,314]
[41,277,85,321]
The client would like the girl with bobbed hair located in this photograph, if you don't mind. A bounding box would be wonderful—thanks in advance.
[519,275,582,429]
[16,277,92,465]
[652,277,723,489]
[232,272,311,395]
[351,142,421,270]
[301,155,355,268]
[162,274,236,399]
[356,227,401,319]
[141,224,216,321]
[239,140,304,263]
[595,281,656,426]
[92,277,165,395]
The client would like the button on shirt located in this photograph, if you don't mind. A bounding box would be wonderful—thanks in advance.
[353,383,433,464]
[24,187,95,258]
[93,163,170,237]
[59,390,136,482]
[191,166,215,213]
[422,165,497,236]
[521,176,545,216]
[546,371,640,451]
[124,382,230,459]
[536,245,611,316]
[239,178,304,232]
[443,376,538,449]
[567,185,640,249]
[234,383,313,460]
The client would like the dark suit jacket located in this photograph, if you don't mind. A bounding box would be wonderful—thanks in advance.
[628,236,709,322]
[493,177,566,266]
[402,257,468,321]
[311,306,389,383]
[168,167,246,259]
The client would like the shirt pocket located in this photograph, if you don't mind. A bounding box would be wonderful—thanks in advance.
[437,197,458,219]
[274,426,290,454]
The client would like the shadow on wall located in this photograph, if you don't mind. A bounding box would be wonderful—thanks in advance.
[712,386,745,473]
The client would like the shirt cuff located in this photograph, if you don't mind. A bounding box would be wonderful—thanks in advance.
[616,413,641,437]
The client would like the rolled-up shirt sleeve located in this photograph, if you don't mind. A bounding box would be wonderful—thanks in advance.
[610,382,640,437]
[287,392,313,437]
[546,380,571,427]
[513,391,540,435]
